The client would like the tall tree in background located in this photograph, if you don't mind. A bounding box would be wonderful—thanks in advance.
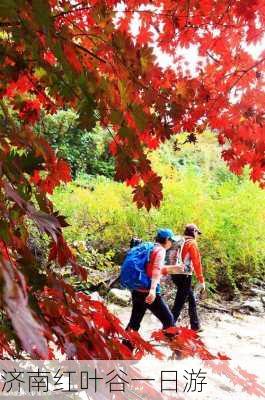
[0,0,264,359]
[37,110,115,178]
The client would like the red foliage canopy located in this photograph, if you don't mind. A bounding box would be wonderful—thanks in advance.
[0,0,264,361]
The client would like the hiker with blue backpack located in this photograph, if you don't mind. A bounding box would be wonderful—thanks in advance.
[121,228,177,333]
[163,223,206,332]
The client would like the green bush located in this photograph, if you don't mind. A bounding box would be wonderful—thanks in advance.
[52,134,265,292]
[36,110,115,178]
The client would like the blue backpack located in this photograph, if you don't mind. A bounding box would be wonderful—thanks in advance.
[120,242,155,290]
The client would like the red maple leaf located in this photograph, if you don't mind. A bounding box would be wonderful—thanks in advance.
[133,172,163,210]
[5,74,33,97]
[43,50,57,65]
[19,99,41,124]
[63,43,83,73]
[138,26,153,45]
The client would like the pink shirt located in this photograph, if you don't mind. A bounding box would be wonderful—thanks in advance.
[138,244,165,293]
[146,244,166,280]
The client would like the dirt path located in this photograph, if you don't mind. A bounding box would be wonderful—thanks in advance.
[108,303,265,360]
[108,301,265,399]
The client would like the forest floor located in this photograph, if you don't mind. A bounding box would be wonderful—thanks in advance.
[107,298,265,399]
[108,301,265,360]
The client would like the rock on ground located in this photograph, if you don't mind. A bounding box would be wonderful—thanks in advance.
[240,299,264,313]
[108,288,131,306]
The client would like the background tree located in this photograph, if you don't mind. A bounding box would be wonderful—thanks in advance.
[0,0,264,359]
[36,109,115,178]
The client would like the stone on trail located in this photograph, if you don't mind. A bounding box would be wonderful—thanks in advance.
[249,287,265,296]
[108,288,131,306]
[241,299,264,313]
[89,291,104,302]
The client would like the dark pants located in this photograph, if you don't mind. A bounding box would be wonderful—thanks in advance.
[126,290,175,331]
[171,275,200,330]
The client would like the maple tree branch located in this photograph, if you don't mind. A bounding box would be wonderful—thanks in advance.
[55,6,179,18]
[53,3,93,18]
[53,5,240,23]
[56,14,108,65]
[105,125,138,164]
[59,15,124,87]
[228,56,265,91]
[218,0,232,26]
[59,32,107,64]
[186,21,239,29]
[205,55,265,119]
[207,51,220,64]
[72,32,109,47]
[72,42,107,64]
[0,22,20,27]
[60,10,147,85]
[206,0,233,53]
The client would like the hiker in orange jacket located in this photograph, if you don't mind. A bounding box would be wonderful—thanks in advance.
[165,224,206,331]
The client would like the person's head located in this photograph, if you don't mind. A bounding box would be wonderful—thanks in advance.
[155,228,177,250]
[184,223,202,239]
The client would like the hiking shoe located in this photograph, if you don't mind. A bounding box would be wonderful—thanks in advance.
[122,339,134,352]
[192,327,203,333]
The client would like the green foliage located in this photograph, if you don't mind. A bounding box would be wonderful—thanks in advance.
[36,109,115,178]
[64,241,119,294]
[52,133,265,292]
[72,240,116,271]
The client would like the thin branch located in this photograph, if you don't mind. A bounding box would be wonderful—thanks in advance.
[53,3,92,18]
[218,0,233,26]
[53,4,241,23]
[206,51,220,64]
[73,42,107,64]
[228,56,265,92]
[205,55,265,119]
[0,22,20,27]
[59,30,107,64]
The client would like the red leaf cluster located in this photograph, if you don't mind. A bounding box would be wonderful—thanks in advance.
[0,0,264,368]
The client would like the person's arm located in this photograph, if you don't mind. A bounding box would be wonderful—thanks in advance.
[189,242,205,289]
[161,249,183,275]
[161,265,185,275]
[145,247,165,304]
